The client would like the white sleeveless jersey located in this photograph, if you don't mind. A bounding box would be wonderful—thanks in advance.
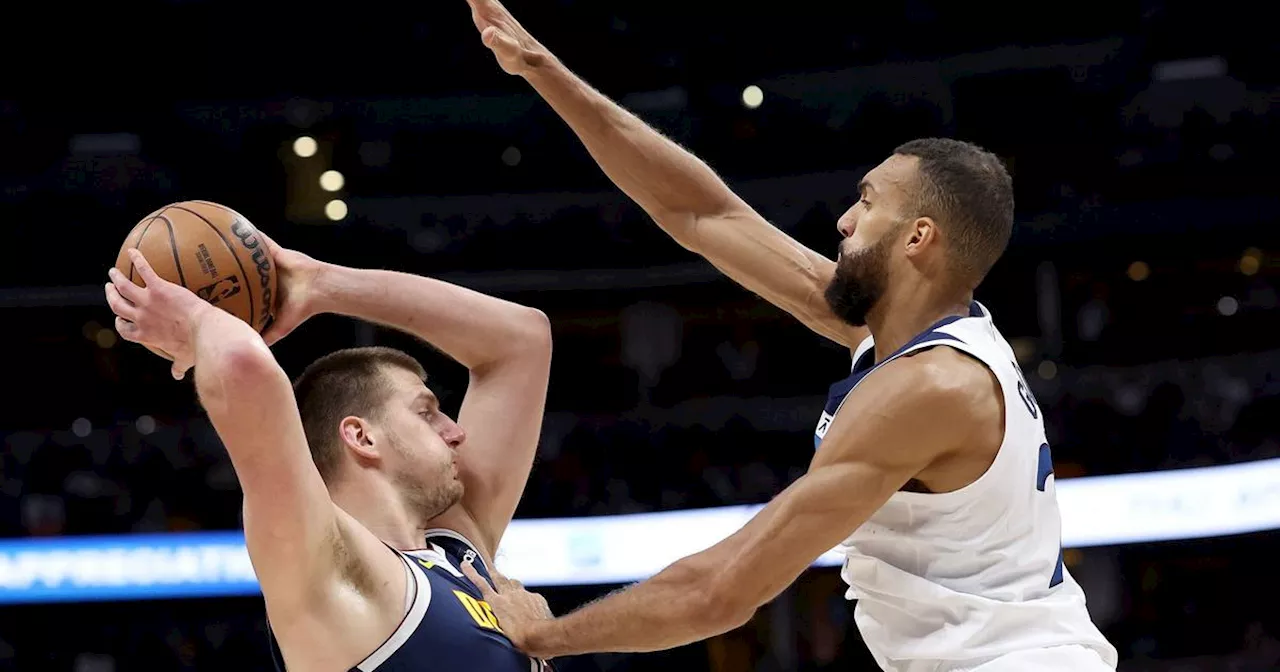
[813,302,1117,671]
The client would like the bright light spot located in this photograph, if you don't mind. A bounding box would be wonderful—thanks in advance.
[501,146,522,166]
[95,328,117,349]
[1037,360,1058,380]
[1240,248,1262,276]
[1127,261,1150,282]
[136,415,156,435]
[319,170,345,191]
[742,85,764,109]
[293,136,318,158]
[1217,296,1238,316]
[325,199,348,221]
[72,418,92,437]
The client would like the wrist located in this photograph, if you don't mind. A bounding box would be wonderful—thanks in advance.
[520,619,563,659]
[521,50,565,83]
[304,260,347,315]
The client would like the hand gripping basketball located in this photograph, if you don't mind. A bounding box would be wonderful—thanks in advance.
[106,248,211,380]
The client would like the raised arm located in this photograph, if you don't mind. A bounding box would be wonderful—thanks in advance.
[466,348,998,657]
[466,0,867,348]
[261,238,552,557]
[106,250,355,613]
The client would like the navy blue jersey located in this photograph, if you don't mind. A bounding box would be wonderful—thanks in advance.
[267,529,548,671]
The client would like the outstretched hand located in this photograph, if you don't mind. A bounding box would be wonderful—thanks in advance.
[460,558,555,655]
[465,0,554,77]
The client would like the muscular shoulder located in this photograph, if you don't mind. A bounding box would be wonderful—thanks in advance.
[855,345,1003,445]
[901,346,999,399]
[894,346,1004,471]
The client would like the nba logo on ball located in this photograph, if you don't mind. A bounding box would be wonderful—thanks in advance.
[196,276,242,305]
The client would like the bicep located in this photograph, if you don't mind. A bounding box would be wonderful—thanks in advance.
[198,346,339,604]
[691,207,867,347]
[454,336,553,552]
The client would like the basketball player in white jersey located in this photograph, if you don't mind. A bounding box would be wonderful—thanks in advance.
[460,2,1119,670]
[105,228,552,671]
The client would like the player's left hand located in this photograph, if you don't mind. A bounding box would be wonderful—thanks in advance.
[460,558,554,655]
[255,231,325,346]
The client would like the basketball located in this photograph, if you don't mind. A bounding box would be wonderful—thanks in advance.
[114,201,279,358]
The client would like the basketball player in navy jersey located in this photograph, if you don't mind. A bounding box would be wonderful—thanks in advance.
[462,2,1118,670]
[104,228,553,671]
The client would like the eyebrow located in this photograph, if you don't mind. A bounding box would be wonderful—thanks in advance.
[415,391,439,409]
[858,179,876,195]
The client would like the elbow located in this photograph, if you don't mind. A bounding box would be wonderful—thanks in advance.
[702,577,757,633]
[679,558,757,634]
[525,308,553,352]
[195,339,280,412]
[509,307,553,360]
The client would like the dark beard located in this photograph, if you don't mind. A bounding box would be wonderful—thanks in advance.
[824,234,893,327]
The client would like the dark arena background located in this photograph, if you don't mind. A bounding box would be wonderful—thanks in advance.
[1,1,1278,670]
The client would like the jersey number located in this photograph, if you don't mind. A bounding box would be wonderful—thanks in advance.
[454,590,503,633]
[1013,361,1064,588]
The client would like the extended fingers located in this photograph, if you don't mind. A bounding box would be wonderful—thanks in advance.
[104,283,140,322]
[107,267,145,304]
[126,248,162,285]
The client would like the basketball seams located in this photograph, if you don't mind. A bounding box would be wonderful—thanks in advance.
[162,216,189,288]
[127,214,163,284]
[167,203,258,331]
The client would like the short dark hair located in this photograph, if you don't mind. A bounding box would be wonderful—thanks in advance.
[293,346,427,482]
[893,138,1014,283]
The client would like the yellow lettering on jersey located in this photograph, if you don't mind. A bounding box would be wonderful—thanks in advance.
[416,558,436,570]
[454,590,504,633]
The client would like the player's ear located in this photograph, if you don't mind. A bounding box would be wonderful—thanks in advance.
[904,216,937,257]
[340,416,379,461]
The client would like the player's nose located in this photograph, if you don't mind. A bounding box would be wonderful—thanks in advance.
[441,419,467,448]
[836,206,857,238]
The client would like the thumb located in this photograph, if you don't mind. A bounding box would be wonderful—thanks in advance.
[171,360,192,381]
[461,559,497,598]
[481,25,519,53]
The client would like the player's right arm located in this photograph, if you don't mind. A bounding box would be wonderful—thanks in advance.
[105,251,382,616]
[466,0,868,349]
[189,313,341,606]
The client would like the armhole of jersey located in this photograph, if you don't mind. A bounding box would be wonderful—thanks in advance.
[892,338,1010,503]
[354,552,433,672]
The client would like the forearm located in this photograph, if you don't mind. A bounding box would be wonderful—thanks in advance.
[522,559,750,658]
[311,264,548,371]
[522,58,740,242]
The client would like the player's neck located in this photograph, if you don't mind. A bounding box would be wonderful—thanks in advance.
[867,284,972,363]
[330,474,428,551]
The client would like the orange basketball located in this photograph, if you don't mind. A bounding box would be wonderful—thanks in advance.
[114,201,279,359]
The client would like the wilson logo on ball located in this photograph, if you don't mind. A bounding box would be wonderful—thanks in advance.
[230,219,275,329]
